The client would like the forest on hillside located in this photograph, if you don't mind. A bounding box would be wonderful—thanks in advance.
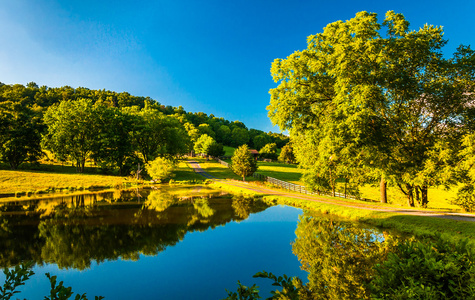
[0,82,288,175]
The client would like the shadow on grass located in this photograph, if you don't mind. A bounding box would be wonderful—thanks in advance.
[256,169,302,182]
[0,162,119,176]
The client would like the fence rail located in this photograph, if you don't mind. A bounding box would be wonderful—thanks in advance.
[252,172,361,200]
[213,157,363,201]
[215,157,230,168]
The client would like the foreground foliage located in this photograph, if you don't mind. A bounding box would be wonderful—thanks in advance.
[1,264,103,300]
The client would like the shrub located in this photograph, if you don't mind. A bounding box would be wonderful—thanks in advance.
[145,157,176,183]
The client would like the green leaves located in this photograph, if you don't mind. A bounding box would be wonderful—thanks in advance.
[1,263,34,300]
[1,264,104,300]
[145,157,176,183]
[231,145,258,181]
[267,10,475,206]
[224,281,261,300]
[370,237,475,299]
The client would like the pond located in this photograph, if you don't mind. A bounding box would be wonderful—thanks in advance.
[0,186,310,299]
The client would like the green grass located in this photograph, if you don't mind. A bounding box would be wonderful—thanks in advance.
[0,169,133,196]
[256,161,303,184]
[193,157,255,181]
[223,146,235,157]
[173,160,208,181]
[262,195,475,245]
[358,184,460,210]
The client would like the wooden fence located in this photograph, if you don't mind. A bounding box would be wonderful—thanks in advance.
[213,157,363,201]
[252,172,360,200]
[215,157,230,168]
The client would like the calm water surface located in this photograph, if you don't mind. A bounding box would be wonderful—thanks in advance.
[0,186,307,299]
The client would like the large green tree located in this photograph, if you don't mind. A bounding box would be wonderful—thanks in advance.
[268,11,475,206]
[259,143,278,160]
[42,98,98,172]
[92,105,136,175]
[127,107,190,163]
[0,101,43,169]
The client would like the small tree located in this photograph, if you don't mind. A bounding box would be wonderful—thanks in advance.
[146,157,176,183]
[231,144,257,181]
[194,134,215,158]
[259,143,278,160]
[278,143,295,164]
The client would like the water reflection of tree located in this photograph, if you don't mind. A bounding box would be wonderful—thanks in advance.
[292,214,392,299]
[231,195,253,219]
[0,191,270,270]
[142,190,177,212]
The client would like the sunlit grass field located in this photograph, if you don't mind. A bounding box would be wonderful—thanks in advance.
[0,170,129,195]
[0,159,206,196]
[358,184,460,210]
[256,161,303,184]
[191,157,253,181]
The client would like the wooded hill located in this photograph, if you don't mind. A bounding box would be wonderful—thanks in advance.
[0,82,288,174]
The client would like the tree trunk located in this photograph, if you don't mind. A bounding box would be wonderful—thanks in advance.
[344,178,347,199]
[421,185,428,208]
[414,186,421,207]
[242,175,245,181]
[81,158,86,173]
[380,176,387,203]
[406,184,414,207]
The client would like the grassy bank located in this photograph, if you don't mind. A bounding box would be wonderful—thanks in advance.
[263,195,475,245]
[204,168,475,245]
[0,170,133,196]
[0,159,207,198]
[247,160,460,211]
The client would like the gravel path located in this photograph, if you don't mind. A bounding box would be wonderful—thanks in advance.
[187,160,475,223]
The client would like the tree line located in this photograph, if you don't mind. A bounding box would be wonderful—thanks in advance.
[268,11,475,208]
[0,82,288,175]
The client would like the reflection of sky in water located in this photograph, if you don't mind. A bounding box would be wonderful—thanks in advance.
[1,200,306,299]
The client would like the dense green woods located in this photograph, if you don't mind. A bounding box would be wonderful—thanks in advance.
[0,82,288,175]
[268,11,475,208]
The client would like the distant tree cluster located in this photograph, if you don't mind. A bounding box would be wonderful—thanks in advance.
[268,11,475,207]
[0,82,287,174]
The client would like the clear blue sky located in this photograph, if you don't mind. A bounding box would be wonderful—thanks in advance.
[1,0,474,132]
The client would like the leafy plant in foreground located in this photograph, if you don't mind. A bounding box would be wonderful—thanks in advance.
[370,237,475,299]
[0,263,34,300]
[1,264,104,300]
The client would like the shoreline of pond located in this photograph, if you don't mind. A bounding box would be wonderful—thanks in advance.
[3,166,475,248]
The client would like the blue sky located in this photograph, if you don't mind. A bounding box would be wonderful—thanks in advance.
[1,0,474,132]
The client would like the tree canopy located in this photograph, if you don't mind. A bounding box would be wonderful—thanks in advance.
[268,10,475,206]
[231,144,258,181]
